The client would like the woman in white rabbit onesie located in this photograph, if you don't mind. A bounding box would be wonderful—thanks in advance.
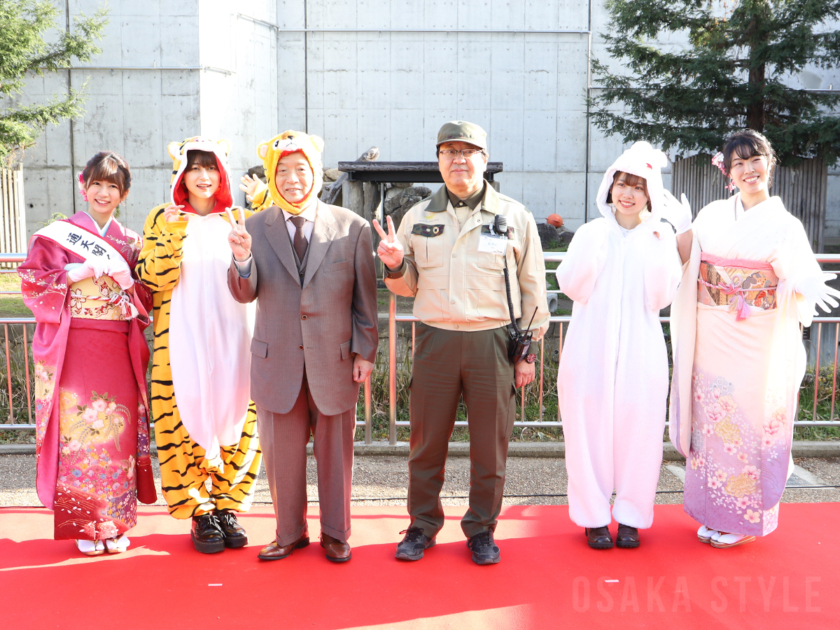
[557,142,686,549]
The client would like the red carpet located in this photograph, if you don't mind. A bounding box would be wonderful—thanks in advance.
[1,503,838,629]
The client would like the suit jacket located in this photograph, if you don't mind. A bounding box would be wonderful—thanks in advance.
[228,201,378,416]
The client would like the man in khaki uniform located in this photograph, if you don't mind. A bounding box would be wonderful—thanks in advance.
[374,121,549,565]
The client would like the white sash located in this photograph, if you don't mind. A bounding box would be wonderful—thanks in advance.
[34,220,131,273]
[33,220,137,319]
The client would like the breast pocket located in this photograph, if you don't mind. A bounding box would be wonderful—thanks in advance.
[476,251,504,271]
[466,245,513,320]
[326,260,353,281]
[410,224,445,268]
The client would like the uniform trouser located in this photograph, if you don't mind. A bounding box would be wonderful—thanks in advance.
[156,403,262,519]
[256,372,356,546]
[408,323,516,539]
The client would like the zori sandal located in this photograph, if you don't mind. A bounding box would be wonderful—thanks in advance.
[697,525,719,544]
[710,532,756,549]
[104,535,131,554]
[76,539,105,556]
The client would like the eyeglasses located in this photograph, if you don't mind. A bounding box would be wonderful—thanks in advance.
[438,148,485,159]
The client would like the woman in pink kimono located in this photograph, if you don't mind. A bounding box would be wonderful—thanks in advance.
[669,130,840,548]
[19,152,155,556]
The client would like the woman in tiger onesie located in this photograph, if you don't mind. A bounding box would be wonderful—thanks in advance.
[137,137,268,553]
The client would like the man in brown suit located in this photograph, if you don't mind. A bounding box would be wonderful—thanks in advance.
[227,131,378,563]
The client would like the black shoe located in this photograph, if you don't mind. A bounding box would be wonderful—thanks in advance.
[585,526,614,550]
[395,526,436,561]
[616,523,640,549]
[467,531,500,565]
[191,513,225,554]
[215,509,248,548]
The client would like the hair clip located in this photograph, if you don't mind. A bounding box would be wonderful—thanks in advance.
[77,172,88,201]
[711,152,735,191]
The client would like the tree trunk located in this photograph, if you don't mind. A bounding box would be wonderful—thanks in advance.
[746,60,766,132]
[745,4,768,133]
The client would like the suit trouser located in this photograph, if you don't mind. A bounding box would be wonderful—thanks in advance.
[256,372,356,546]
[408,323,516,539]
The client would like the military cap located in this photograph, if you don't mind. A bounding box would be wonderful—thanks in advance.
[436,121,488,151]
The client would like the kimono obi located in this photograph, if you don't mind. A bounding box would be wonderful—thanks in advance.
[68,277,131,321]
[698,253,777,320]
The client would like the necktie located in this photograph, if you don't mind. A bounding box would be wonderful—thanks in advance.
[290,216,308,261]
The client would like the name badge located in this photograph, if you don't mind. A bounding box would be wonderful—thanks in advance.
[478,234,507,255]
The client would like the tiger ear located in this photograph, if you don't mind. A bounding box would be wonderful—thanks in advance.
[310,135,325,153]
[217,139,231,156]
[258,142,270,160]
[167,141,181,160]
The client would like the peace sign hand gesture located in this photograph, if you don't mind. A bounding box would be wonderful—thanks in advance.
[372,215,404,269]
[226,207,252,262]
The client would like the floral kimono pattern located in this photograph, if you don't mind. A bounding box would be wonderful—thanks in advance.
[19,212,154,540]
[670,196,823,537]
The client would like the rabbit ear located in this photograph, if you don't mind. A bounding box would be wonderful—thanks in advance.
[630,141,654,153]
[629,141,668,169]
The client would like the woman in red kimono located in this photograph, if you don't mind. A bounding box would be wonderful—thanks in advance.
[19,151,155,556]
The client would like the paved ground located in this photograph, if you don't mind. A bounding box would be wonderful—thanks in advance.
[2,454,838,508]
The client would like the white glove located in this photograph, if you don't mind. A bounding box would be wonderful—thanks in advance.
[108,265,135,290]
[661,191,693,234]
[796,272,840,314]
[67,258,109,283]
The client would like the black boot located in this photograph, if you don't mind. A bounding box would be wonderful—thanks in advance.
[191,513,225,554]
[215,509,248,548]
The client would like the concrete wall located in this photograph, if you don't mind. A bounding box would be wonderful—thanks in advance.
[8,1,840,238]
[14,0,279,236]
[276,0,593,228]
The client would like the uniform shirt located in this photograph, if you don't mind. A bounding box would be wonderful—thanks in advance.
[448,185,485,230]
[385,181,550,338]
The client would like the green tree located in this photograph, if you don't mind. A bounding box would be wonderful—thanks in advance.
[590,0,840,165]
[0,1,107,159]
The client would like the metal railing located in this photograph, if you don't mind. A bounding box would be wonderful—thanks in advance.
[3,252,840,444]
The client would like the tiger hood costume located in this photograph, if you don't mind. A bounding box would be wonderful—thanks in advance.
[256,130,325,215]
[136,136,262,523]
[168,136,234,212]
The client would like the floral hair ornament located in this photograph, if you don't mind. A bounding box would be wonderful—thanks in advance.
[77,172,89,201]
[711,152,735,192]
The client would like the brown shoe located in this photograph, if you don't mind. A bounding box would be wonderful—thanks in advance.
[257,534,309,561]
[616,524,640,549]
[320,533,352,563]
[584,526,613,550]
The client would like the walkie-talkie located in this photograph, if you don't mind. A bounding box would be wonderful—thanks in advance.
[494,215,536,364]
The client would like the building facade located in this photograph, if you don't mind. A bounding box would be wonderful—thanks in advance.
[10,1,840,237]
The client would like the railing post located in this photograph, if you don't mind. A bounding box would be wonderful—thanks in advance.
[814,323,822,421]
[389,292,397,445]
[4,324,13,423]
[538,336,544,421]
[364,375,372,445]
